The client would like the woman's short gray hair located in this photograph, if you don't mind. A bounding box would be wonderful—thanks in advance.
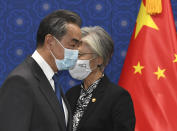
[81,26,114,69]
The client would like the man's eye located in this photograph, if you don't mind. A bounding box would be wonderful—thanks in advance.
[70,44,75,48]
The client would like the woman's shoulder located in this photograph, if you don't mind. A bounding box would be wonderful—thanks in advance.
[108,82,130,96]
[102,76,131,100]
[66,84,81,99]
[102,75,131,99]
[103,80,134,110]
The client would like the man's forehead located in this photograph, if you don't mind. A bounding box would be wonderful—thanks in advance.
[66,23,81,34]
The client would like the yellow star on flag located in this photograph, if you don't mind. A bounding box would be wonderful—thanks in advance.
[135,2,159,39]
[133,61,144,74]
[154,67,166,80]
[173,54,177,63]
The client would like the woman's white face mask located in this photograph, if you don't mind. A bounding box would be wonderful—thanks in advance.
[69,58,96,80]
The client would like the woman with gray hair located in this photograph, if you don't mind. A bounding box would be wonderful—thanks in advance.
[66,26,135,131]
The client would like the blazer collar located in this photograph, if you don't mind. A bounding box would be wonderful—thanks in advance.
[25,56,68,131]
[77,75,110,129]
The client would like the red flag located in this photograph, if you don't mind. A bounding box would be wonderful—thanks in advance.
[119,0,177,130]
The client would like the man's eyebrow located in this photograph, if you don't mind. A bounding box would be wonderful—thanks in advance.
[72,38,80,44]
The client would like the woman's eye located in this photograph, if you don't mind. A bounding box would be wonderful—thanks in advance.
[78,53,84,57]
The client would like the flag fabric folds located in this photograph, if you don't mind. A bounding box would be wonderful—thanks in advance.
[118,0,177,130]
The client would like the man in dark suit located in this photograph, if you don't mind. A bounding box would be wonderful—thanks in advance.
[0,10,82,131]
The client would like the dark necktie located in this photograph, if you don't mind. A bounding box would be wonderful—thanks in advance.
[52,73,63,108]
[52,73,67,128]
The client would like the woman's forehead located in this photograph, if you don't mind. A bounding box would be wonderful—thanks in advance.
[79,41,93,52]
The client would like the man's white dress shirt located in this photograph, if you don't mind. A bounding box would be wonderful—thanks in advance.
[32,50,68,125]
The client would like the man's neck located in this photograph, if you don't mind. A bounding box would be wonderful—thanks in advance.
[37,48,58,73]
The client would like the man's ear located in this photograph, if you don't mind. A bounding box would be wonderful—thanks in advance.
[44,34,54,48]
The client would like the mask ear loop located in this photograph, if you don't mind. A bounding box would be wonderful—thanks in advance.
[53,36,79,53]
[49,49,57,60]
[53,36,65,49]
[88,55,102,71]
[51,36,66,61]
[47,38,57,61]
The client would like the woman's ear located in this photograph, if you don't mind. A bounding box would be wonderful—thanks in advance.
[97,56,103,65]
[97,56,104,69]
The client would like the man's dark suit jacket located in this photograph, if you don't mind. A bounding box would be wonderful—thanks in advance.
[0,56,72,131]
[66,75,136,131]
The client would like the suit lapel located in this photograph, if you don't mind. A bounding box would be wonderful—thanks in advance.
[78,76,109,129]
[60,88,72,131]
[39,79,66,131]
[26,57,67,131]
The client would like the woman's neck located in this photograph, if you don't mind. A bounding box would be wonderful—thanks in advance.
[83,70,103,90]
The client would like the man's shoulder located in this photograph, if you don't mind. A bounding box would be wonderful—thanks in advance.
[9,58,33,78]
[3,57,39,88]
[0,57,39,95]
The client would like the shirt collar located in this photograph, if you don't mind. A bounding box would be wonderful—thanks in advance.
[31,50,55,82]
